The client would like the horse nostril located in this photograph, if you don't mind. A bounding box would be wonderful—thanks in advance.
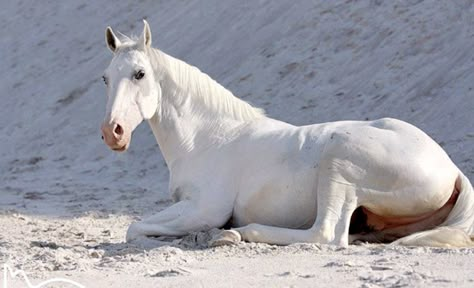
[114,124,124,136]
[101,135,104,140]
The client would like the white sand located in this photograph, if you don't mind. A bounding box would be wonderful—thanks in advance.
[1,214,474,287]
[1,1,474,287]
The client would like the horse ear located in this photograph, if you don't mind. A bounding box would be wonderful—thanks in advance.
[105,26,121,53]
[139,19,152,49]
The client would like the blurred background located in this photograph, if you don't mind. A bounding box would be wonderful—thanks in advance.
[1,0,473,218]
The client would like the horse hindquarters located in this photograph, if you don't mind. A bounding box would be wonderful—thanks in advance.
[392,172,474,247]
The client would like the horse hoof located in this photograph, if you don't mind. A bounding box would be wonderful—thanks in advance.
[209,230,242,247]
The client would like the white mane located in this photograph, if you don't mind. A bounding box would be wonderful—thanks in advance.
[116,32,138,47]
[146,45,265,122]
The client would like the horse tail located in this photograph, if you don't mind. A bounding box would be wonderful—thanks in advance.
[393,171,474,247]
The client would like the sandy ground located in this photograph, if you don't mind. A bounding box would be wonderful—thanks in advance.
[1,1,474,287]
[1,214,474,287]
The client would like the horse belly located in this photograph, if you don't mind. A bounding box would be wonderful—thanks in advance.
[232,175,317,229]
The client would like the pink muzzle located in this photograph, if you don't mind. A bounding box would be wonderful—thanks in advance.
[101,121,130,152]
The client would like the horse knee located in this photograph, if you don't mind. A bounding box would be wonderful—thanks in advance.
[125,222,143,242]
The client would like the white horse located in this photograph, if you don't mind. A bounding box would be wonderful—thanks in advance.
[101,21,474,247]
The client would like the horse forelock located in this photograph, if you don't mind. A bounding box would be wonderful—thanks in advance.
[113,33,142,53]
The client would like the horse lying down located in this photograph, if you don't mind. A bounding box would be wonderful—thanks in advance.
[100,21,474,247]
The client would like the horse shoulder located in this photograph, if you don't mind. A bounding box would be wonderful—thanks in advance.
[168,150,239,202]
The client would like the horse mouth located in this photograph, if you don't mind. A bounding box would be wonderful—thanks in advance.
[112,144,128,152]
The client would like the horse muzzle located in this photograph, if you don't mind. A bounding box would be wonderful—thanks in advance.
[101,121,131,152]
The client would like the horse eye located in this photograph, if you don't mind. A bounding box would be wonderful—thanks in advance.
[102,76,108,85]
[134,70,145,80]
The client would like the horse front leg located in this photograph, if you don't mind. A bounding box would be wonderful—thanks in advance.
[126,200,230,242]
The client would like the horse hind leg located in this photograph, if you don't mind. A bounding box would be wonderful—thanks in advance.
[393,174,474,247]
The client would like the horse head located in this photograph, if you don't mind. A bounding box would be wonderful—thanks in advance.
[101,20,161,152]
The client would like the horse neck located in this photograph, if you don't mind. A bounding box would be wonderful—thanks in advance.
[146,48,265,167]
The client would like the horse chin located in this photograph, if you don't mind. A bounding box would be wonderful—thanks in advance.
[111,142,129,153]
